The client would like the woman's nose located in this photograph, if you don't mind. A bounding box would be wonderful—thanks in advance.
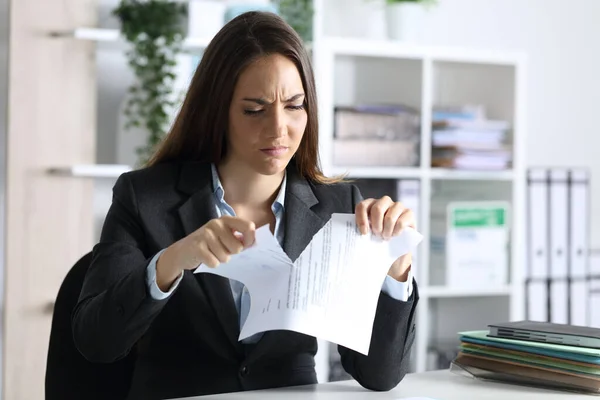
[268,108,287,138]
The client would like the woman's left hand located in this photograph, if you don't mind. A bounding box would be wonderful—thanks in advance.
[355,196,416,282]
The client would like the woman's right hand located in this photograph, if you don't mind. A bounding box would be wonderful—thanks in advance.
[155,216,256,291]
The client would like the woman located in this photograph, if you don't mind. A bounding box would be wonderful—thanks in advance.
[73,11,418,400]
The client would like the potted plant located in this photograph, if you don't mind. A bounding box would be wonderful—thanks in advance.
[276,0,314,44]
[113,0,187,166]
[385,0,436,42]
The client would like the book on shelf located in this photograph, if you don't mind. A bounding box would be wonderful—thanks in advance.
[334,104,420,141]
[431,105,512,171]
[332,103,420,167]
[432,146,512,170]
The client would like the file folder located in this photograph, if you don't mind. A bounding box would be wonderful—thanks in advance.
[396,180,421,226]
[569,169,590,326]
[590,279,600,329]
[549,169,569,324]
[527,281,548,323]
[569,170,590,280]
[397,179,421,281]
[526,169,550,322]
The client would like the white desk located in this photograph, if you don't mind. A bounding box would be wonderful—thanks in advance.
[175,370,593,399]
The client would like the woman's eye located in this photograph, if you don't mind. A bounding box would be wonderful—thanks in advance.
[243,109,263,116]
[287,104,305,111]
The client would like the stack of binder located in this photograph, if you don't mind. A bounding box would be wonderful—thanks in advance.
[452,321,600,394]
[526,168,591,326]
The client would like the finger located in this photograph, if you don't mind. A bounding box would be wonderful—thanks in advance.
[221,216,256,247]
[369,196,394,236]
[382,202,405,239]
[219,230,245,255]
[355,198,377,235]
[392,209,416,236]
[207,238,231,264]
[198,241,220,268]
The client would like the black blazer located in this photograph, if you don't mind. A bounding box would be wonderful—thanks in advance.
[72,162,419,400]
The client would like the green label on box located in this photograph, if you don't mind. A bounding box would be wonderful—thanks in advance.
[452,208,506,228]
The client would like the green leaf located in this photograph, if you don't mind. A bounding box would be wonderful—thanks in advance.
[114,0,187,164]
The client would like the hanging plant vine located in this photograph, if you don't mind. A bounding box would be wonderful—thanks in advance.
[276,0,314,44]
[113,0,187,166]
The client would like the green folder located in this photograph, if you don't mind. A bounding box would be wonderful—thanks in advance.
[459,330,600,364]
[460,343,600,376]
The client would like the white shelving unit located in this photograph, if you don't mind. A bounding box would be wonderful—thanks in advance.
[51,0,527,379]
[313,30,527,373]
[421,285,513,299]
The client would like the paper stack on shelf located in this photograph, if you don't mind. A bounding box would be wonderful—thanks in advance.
[431,106,512,170]
[333,104,420,167]
[452,326,600,394]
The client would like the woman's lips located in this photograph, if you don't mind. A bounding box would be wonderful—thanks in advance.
[260,146,288,157]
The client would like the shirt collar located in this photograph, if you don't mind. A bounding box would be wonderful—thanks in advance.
[210,163,286,211]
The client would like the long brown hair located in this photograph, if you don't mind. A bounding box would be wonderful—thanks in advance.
[147,11,338,184]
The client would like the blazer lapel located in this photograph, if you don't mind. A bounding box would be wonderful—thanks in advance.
[282,166,329,262]
[176,162,243,354]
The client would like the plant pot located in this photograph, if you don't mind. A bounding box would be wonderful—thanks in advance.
[386,2,425,42]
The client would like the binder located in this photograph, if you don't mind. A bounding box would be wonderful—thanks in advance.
[527,281,548,323]
[397,179,421,227]
[526,169,550,322]
[569,169,590,326]
[590,279,600,329]
[549,169,569,324]
[397,179,421,282]
[591,250,600,276]
[590,253,600,328]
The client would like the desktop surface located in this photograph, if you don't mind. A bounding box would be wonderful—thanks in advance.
[172,370,592,399]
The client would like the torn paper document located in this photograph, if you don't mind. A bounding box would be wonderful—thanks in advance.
[194,213,423,355]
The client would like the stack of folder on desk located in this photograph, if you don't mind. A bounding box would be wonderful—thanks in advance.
[452,321,600,394]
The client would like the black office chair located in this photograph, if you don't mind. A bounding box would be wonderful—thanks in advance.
[45,252,136,400]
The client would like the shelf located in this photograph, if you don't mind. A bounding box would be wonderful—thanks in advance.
[422,285,512,298]
[323,37,524,65]
[47,164,132,178]
[54,28,212,49]
[327,167,515,181]
[428,169,514,181]
[328,166,422,179]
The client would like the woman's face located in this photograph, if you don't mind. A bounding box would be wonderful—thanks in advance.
[227,54,308,176]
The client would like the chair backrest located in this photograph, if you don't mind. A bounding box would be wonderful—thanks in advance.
[45,252,135,400]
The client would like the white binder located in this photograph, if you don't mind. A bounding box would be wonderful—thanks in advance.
[569,169,590,326]
[549,169,569,324]
[589,252,600,328]
[590,279,600,329]
[526,169,549,322]
[527,281,548,323]
[591,250,600,276]
[569,169,590,279]
[397,180,421,282]
[397,180,421,227]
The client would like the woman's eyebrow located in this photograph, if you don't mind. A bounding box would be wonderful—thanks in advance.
[284,93,305,102]
[242,93,305,105]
